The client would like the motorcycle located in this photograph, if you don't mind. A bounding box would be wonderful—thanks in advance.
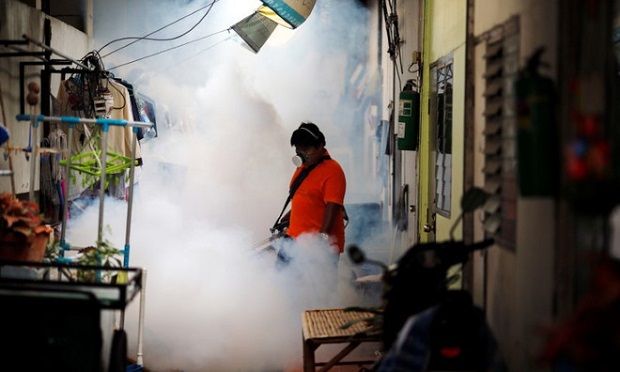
[346,187,507,371]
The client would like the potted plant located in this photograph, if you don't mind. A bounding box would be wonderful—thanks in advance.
[0,193,52,262]
[75,237,122,282]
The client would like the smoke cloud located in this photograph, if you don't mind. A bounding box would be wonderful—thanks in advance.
[64,0,383,370]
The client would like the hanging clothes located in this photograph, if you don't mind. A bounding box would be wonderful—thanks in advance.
[111,77,144,141]
[47,129,68,222]
[55,74,142,200]
[136,93,158,140]
[48,128,67,184]
[39,152,60,220]
[56,76,140,159]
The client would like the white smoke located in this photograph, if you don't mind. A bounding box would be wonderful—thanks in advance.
[64,0,382,370]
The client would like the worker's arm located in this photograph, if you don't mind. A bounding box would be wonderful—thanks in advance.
[277,210,291,231]
[320,202,341,234]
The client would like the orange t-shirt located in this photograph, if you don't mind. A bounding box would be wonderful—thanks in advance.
[286,153,347,253]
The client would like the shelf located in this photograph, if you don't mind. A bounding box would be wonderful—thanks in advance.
[0,260,143,309]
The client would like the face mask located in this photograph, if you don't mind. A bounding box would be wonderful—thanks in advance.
[292,152,307,167]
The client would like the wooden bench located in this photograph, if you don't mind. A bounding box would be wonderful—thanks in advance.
[302,308,381,372]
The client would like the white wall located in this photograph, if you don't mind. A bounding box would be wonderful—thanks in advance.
[0,0,89,195]
[473,0,558,370]
[393,0,423,259]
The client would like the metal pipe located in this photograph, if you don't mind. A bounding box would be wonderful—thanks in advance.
[0,82,16,195]
[137,268,147,366]
[22,34,91,70]
[60,125,74,247]
[5,45,47,61]
[97,124,108,247]
[123,128,139,268]
[15,114,153,129]
[28,106,37,201]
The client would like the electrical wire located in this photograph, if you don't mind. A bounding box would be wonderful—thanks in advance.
[387,0,404,75]
[106,77,127,111]
[98,0,220,59]
[167,35,231,67]
[107,29,229,71]
[381,0,403,88]
[381,0,394,59]
[118,36,232,86]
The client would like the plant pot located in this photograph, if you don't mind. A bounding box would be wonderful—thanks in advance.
[0,227,51,262]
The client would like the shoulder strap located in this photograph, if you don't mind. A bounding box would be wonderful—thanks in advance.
[288,155,330,198]
[271,155,330,232]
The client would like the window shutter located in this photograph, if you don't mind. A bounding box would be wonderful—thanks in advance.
[482,23,519,250]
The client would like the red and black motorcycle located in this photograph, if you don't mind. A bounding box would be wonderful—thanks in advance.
[347,187,507,371]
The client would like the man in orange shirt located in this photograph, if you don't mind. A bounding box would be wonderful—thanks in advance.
[278,122,347,266]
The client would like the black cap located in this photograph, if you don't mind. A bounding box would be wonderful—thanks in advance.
[290,122,326,147]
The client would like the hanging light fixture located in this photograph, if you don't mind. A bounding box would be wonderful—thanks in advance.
[257,0,317,29]
[231,0,317,53]
[231,11,279,53]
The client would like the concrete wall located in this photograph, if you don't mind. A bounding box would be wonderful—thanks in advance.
[472,0,558,370]
[394,0,423,259]
[0,0,89,195]
[0,0,110,367]
[376,0,424,263]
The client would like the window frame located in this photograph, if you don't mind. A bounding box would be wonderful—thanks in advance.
[430,56,454,218]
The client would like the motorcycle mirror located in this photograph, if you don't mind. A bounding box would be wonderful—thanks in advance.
[347,244,366,264]
[460,187,490,213]
[449,187,491,240]
[347,244,390,272]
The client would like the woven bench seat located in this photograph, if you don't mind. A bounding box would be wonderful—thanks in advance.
[302,308,381,372]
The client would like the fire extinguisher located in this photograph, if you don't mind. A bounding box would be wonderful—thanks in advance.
[397,79,420,151]
[515,47,559,197]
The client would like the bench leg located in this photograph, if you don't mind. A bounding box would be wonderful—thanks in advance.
[318,341,361,372]
[303,339,318,372]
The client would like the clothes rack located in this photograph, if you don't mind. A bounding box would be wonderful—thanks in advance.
[16,113,153,369]
[16,113,152,266]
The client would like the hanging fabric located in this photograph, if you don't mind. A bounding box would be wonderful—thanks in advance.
[55,69,140,201]
[48,128,68,222]
[48,128,67,183]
